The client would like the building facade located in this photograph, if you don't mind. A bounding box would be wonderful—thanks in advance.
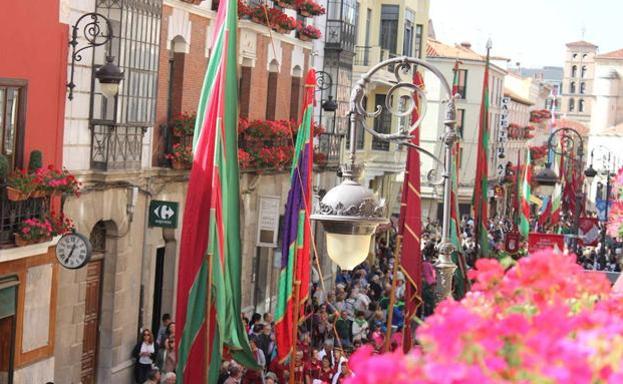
[55,1,338,383]
[0,2,68,383]
[421,39,506,221]
[561,41,598,124]
[348,0,430,216]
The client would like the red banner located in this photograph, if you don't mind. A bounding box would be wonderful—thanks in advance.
[528,233,565,253]
[578,217,600,247]
[505,231,520,254]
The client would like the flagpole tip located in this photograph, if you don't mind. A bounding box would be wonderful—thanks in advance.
[486,38,493,51]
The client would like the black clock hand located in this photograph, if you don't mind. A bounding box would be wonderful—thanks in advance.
[65,244,77,263]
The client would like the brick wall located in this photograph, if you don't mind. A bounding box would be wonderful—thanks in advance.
[181,14,209,113]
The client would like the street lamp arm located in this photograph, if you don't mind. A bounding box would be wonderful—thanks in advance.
[546,127,584,159]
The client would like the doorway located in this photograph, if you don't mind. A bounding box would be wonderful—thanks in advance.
[0,276,17,384]
[151,247,165,334]
[80,259,103,384]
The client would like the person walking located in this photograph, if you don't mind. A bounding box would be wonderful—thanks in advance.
[132,329,159,384]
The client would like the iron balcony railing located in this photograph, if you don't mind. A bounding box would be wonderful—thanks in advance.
[316,132,343,169]
[354,46,398,74]
[90,120,147,171]
[0,191,47,246]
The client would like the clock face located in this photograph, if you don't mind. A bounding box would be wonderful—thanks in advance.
[56,232,93,270]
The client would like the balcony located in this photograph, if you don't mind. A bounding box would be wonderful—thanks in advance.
[315,133,343,169]
[90,121,147,171]
[0,192,47,247]
[353,46,394,69]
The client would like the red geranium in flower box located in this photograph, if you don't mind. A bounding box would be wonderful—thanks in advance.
[296,0,325,17]
[297,24,322,41]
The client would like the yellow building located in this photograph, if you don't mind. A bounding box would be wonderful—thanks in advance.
[346,0,430,214]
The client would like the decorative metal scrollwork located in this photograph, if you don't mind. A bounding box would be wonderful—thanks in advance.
[67,12,114,100]
[546,127,585,164]
[316,71,333,92]
[317,199,385,219]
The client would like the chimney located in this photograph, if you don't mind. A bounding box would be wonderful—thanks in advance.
[460,41,472,49]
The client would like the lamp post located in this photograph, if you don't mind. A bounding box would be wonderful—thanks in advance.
[534,127,584,253]
[67,12,124,100]
[311,56,458,301]
[584,146,615,266]
[316,71,338,131]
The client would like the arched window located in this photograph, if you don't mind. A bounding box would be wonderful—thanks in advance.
[569,98,575,112]
[570,81,576,94]
[572,53,578,60]
[571,65,577,77]
[580,82,586,94]
[579,99,585,112]
[581,66,587,78]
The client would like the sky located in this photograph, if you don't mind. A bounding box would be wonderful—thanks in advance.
[429,0,623,68]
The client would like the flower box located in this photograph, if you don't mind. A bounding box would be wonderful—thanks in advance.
[276,0,296,9]
[6,186,30,202]
[14,234,51,247]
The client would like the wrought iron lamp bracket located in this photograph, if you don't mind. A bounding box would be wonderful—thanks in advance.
[67,12,114,100]
[347,56,457,186]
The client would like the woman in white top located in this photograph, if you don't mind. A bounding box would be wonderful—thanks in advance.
[132,328,159,383]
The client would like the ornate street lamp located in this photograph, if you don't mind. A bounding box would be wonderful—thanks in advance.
[311,56,459,301]
[67,13,124,100]
[535,127,584,253]
[585,146,616,265]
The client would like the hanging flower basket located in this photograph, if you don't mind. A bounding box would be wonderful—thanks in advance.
[298,34,311,41]
[299,9,311,17]
[31,189,48,199]
[6,186,30,202]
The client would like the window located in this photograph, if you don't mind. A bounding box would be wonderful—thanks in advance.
[380,5,399,54]
[0,80,26,169]
[372,94,391,151]
[456,108,465,138]
[579,99,585,112]
[580,82,586,94]
[403,9,415,57]
[570,81,576,94]
[569,98,575,112]
[0,275,18,384]
[414,24,424,59]
[571,65,577,78]
[572,53,578,60]
[456,70,468,99]
[581,66,587,78]
[583,53,588,59]
[458,147,464,170]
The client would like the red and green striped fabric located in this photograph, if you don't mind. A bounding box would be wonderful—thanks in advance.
[473,50,491,258]
[175,0,256,382]
[519,150,532,238]
[274,70,315,363]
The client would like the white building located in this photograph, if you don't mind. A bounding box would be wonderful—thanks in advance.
[421,39,506,220]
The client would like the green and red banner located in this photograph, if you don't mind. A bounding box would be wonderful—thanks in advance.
[519,150,532,238]
[175,0,257,382]
[274,70,315,363]
[473,49,491,257]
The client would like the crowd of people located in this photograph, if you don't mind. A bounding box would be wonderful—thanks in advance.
[130,212,621,384]
[132,314,177,383]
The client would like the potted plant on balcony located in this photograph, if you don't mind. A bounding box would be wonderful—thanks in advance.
[167,144,193,170]
[296,0,326,17]
[43,167,82,198]
[170,112,196,137]
[272,12,298,33]
[276,0,296,9]
[49,212,75,236]
[7,170,35,201]
[15,218,53,247]
[250,5,270,25]
[297,24,322,41]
